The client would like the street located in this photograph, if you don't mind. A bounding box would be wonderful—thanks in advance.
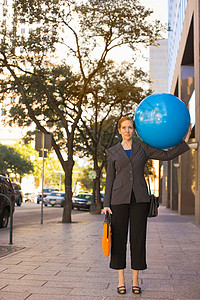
[0,206,200,299]
[12,202,86,229]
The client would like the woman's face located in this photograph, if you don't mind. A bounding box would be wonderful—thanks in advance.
[118,120,134,141]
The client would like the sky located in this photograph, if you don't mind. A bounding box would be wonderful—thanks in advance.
[95,0,169,73]
[140,0,168,71]
[58,0,168,73]
[141,0,168,27]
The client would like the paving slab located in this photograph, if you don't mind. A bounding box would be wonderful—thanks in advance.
[0,291,31,299]
[0,206,200,300]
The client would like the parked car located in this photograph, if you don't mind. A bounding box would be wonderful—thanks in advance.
[37,188,58,204]
[72,193,93,210]
[0,175,15,228]
[44,191,65,207]
[12,182,23,206]
[23,192,37,203]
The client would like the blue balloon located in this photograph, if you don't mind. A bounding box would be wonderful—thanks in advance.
[134,93,190,149]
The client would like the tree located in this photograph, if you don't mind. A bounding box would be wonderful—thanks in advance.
[0,144,33,179]
[78,167,94,192]
[13,142,65,190]
[0,0,162,222]
[75,61,150,212]
[32,148,65,190]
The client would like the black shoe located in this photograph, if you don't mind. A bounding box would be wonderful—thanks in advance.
[117,286,126,294]
[132,286,141,294]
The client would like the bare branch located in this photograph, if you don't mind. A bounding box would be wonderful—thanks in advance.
[59,17,86,81]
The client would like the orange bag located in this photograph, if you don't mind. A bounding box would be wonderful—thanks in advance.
[102,212,111,257]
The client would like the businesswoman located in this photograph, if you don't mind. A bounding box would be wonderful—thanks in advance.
[102,116,190,295]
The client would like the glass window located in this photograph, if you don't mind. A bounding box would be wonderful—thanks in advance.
[181,65,194,105]
[150,62,168,67]
[150,55,168,60]
[150,48,168,54]
[150,68,168,73]
[49,192,59,196]
[151,75,168,79]
[188,91,195,128]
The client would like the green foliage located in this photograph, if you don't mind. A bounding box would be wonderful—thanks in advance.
[39,155,65,190]
[15,142,65,189]
[78,167,94,191]
[0,143,33,178]
[79,168,93,191]
[24,146,65,189]
[72,164,106,193]
[3,64,80,150]
[0,141,64,188]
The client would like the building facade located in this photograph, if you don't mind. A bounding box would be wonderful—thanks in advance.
[166,0,200,225]
[0,0,36,145]
[149,39,169,197]
[149,39,168,93]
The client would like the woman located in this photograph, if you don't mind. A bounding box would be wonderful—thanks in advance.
[102,116,190,295]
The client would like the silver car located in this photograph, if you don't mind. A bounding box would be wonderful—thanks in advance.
[44,192,65,207]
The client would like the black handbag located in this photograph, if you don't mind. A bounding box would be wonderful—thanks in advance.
[147,180,159,218]
[148,194,159,217]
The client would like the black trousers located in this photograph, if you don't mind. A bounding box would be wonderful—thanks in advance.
[110,192,149,270]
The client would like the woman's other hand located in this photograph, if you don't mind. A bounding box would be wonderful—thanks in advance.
[102,207,112,215]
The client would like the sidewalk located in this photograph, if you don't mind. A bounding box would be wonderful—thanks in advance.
[0,206,200,300]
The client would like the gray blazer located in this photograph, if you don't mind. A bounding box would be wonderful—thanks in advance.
[103,140,189,207]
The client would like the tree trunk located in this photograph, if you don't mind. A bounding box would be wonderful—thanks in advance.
[62,159,74,223]
[95,173,102,214]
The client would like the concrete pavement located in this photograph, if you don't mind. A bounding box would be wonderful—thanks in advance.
[0,206,200,299]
